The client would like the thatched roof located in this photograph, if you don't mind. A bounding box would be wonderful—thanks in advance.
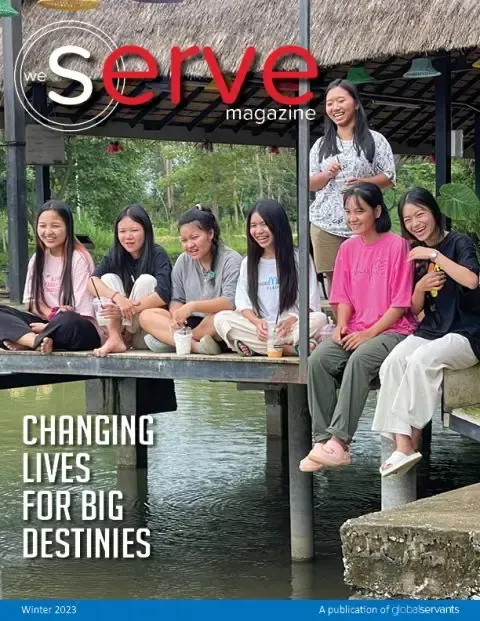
[7,0,480,81]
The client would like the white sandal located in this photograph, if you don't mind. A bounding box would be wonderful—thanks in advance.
[380,451,422,478]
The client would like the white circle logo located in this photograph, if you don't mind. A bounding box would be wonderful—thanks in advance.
[15,20,126,133]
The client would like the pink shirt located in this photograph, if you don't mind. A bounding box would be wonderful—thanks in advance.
[330,232,416,335]
[23,248,96,318]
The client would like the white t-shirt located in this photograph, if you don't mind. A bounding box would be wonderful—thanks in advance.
[235,250,321,323]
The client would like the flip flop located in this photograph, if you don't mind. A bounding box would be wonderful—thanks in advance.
[380,451,422,478]
[308,438,352,467]
[233,340,255,357]
[144,334,175,353]
[198,335,222,355]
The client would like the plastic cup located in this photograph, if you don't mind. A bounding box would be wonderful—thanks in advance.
[93,297,113,327]
[267,323,283,358]
[173,327,193,355]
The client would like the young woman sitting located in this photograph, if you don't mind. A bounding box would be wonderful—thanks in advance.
[88,204,172,357]
[214,199,327,357]
[141,205,242,355]
[300,183,417,472]
[373,187,480,477]
[0,200,101,354]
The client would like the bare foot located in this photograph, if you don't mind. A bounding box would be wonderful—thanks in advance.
[94,337,127,358]
[39,337,53,355]
[3,340,31,352]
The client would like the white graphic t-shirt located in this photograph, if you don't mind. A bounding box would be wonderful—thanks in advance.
[309,130,396,237]
[235,250,321,323]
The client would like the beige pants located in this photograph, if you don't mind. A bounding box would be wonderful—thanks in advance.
[310,224,346,274]
[372,333,478,439]
[101,273,157,349]
[214,310,327,355]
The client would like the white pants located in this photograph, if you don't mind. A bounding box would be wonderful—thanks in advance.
[214,310,327,355]
[372,333,478,438]
[101,273,157,349]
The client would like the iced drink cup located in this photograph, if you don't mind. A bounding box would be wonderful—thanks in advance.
[93,297,113,327]
[174,327,193,355]
[267,323,283,358]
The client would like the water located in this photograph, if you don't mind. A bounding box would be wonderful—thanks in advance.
[0,380,479,600]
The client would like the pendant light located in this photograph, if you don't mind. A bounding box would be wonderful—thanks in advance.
[36,0,99,9]
[472,59,480,69]
[0,0,18,17]
[403,58,441,79]
[346,66,374,84]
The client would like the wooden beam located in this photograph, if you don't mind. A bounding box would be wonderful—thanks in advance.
[128,91,170,127]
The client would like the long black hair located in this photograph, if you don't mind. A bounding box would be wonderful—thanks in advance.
[30,200,78,315]
[178,205,222,277]
[318,79,375,164]
[343,182,391,233]
[111,204,155,295]
[246,199,298,317]
[398,187,444,243]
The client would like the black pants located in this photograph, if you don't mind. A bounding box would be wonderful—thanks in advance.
[0,305,101,351]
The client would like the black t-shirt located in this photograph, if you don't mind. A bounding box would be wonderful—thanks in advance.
[93,244,172,304]
[414,231,480,359]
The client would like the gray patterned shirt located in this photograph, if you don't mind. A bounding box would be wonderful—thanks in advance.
[309,130,396,237]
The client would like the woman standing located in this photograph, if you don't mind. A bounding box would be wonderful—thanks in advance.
[309,79,396,292]
[373,188,480,477]
[88,204,172,357]
[301,183,416,472]
[0,201,101,354]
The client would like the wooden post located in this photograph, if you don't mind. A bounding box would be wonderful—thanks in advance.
[264,387,287,438]
[287,384,314,561]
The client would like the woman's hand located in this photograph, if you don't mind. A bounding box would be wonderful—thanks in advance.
[253,318,268,342]
[341,330,374,351]
[276,316,297,339]
[115,295,140,321]
[99,302,121,320]
[415,270,447,294]
[332,325,347,345]
[408,247,440,262]
[171,303,194,329]
[30,323,46,334]
[326,161,342,179]
[345,176,360,186]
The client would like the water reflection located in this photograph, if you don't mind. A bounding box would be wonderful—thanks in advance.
[0,380,479,599]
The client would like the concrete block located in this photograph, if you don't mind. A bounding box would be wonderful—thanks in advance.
[444,365,480,412]
[341,483,480,599]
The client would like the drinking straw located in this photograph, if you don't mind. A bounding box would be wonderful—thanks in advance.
[90,277,105,309]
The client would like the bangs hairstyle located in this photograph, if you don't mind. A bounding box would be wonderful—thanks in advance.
[397,187,445,242]
[31,200,88,315]
[319,79,375,164]
[178,205,222,277]
[112,204,154,296]
[246,199,297,317]
[343,182,391,233]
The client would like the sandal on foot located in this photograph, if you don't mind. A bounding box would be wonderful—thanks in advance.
[380,451,422,478]
[198,335,222,355]
[233,340,254,357]
[299,456,324,473]
[144,334,175,353]
[308,438,351,467]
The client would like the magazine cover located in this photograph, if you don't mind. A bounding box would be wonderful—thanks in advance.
[0,1,479,619]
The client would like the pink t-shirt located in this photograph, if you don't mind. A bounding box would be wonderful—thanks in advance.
[330,232,416,335]
[23,247,96,318]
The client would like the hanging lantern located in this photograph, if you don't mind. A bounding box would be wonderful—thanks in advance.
[428,153,435,164]
[268,146,280,156]
[472,59,480,70]
[403,58,441,79]
[346,66,375,84]
[36,0,100,10]
[106,141,123,155]
[0,0,19,17]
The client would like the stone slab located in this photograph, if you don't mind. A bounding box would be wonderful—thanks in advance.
[341,483,480,599]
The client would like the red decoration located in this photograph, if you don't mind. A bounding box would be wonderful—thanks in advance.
[428,153,435,163]
[269,146,280,155]
[106,141,124,155]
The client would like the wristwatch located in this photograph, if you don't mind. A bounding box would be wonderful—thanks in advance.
[431,250,438,261]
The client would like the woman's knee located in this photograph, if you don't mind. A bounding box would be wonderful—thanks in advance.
[139,307,170,330]
[213,310,233,332]
[135,274,157,288]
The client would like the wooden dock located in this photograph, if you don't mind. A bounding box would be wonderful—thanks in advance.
[1,348,479,562]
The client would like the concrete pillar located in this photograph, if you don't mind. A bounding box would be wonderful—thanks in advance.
[381,436,417,510]
[287,384,314,561]
[116,468,148,527]
[264,388,287,438]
